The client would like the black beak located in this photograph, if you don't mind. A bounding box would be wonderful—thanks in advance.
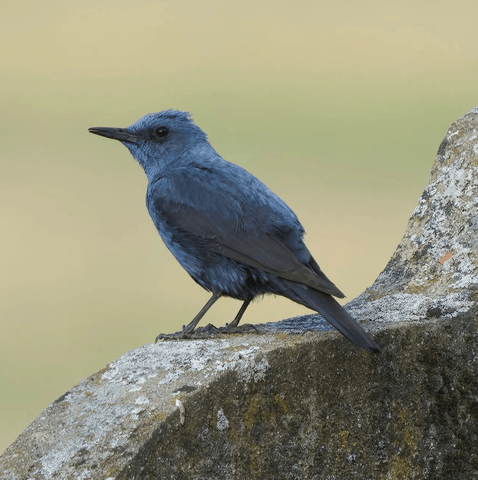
[88,127,140,144]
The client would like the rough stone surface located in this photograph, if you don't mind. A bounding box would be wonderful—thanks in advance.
[2,108,478,479]
[348,105,478,326]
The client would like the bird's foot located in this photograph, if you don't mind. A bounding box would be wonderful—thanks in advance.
[155,323,258,342]
[225,323,258,334]
[155,323,222,342]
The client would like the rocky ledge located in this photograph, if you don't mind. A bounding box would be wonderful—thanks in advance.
[2,107,478,479]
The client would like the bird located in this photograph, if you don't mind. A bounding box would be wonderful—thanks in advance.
[89,110,380,353]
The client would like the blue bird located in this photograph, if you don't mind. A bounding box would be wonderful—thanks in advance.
[89,110,380,353]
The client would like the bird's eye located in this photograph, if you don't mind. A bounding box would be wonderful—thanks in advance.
[155,126,169,138]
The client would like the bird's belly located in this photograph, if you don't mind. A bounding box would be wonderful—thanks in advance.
[155,224,270,300]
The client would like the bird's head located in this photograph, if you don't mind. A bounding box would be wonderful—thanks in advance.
[89,110,210,181]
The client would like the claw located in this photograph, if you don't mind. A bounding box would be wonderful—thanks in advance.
[225,323,258,334]
[154,323,259,342]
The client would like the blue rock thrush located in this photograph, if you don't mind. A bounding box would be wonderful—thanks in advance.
[89,110,380,353]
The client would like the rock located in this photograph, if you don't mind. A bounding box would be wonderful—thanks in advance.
[2,107,478,480]
[348,105,478,325]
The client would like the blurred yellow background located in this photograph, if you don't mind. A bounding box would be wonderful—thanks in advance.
[1,0,478,452]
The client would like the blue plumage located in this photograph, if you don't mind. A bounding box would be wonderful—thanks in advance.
[89,110,380,353]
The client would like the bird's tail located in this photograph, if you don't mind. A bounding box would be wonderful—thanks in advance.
[279,280,381,353]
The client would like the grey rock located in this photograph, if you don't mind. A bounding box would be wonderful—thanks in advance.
[2,107,478,479]
[350,106,478,321]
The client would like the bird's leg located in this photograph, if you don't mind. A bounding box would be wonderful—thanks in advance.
[155,294,258,341]
[182,293,222,333]
[155,293,222,342]
[227,299,251,329]
[225,299,257,333]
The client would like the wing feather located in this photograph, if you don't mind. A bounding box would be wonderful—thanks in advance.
[148,169,344,297]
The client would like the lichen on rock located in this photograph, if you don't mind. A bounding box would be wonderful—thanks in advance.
[2,107,478,479]
[351,107,478,326]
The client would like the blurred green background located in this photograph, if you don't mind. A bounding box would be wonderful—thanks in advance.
[1,0,478,452]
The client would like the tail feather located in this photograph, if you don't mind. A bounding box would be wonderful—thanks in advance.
[280,280,381,353]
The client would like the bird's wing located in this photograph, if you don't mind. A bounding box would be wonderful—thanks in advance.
[147,169,344,297]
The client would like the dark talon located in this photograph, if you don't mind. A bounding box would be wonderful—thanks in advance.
[225,323,258,334]
[154,322,260,342]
